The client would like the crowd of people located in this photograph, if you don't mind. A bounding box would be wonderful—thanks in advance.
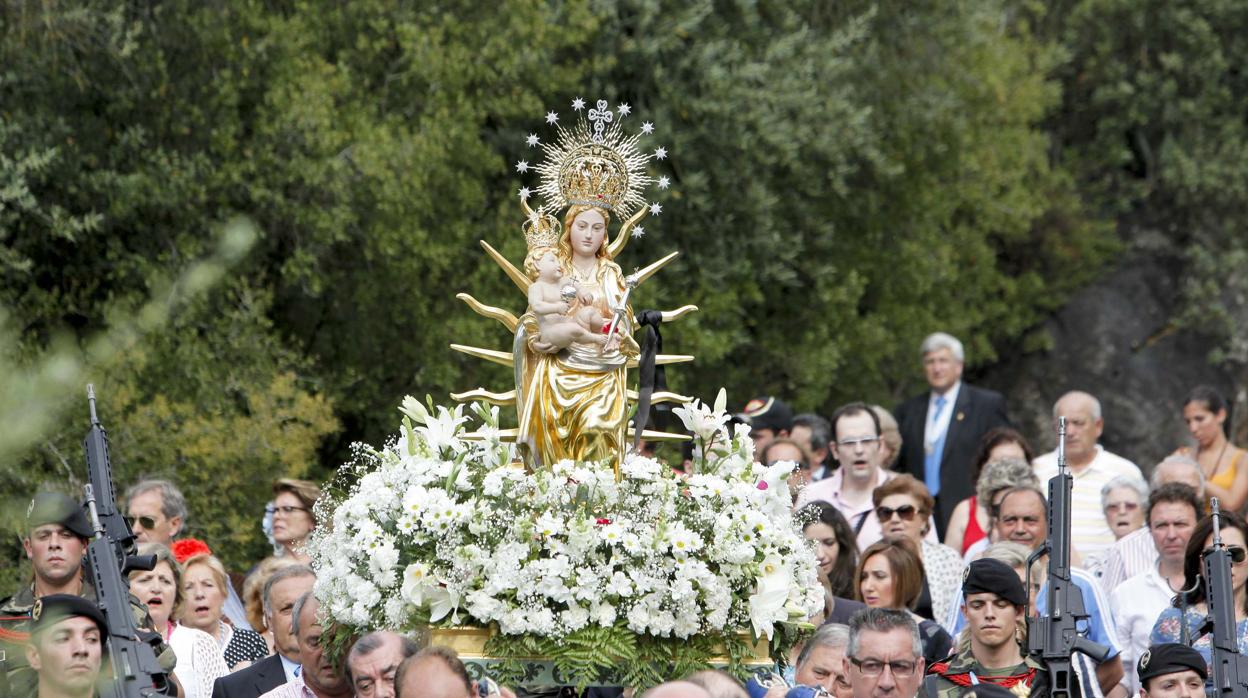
[3,330,1242,698]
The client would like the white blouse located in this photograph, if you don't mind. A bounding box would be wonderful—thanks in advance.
[169,623,230,698]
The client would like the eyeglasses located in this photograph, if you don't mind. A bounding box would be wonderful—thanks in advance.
[836,436,880,448]
[269,505,309,516]
[849,657,917,677]
[1206,545,1248,565]
[1103,501,1140,513]
[876,505,918,522]
[125,515,157,531]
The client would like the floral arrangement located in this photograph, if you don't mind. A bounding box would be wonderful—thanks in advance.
[307,391,821,686]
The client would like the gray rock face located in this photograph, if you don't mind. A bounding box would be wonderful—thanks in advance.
[976,252,1238,476]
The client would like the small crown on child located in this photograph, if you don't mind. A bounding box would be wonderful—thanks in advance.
[523,211,562,250]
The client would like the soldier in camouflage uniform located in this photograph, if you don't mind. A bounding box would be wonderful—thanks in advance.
[923,559,1049,698]
[0,492,177,697]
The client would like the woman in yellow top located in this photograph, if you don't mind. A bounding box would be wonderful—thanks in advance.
[1173,385,1248,511]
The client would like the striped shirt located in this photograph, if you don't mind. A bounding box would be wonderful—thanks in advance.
[1096,525,1157,589]
[1033,446,1143,561]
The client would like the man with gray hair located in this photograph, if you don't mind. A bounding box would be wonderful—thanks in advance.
[1033,390,1143,561]
[844,608,925,698]
[347,631,420,698]
[1098,454,1205,590]
[125,479,187,545]
[795,623,851,696]
[259,591,350,698]
[895,332,1011,538]
[213,565,315,698]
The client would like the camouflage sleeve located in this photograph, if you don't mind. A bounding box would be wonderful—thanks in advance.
[131,599,177,672]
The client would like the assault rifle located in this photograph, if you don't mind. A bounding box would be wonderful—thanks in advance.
[1027,416,1110,698]
[1200,498,1248,697]
[82,385,171,697]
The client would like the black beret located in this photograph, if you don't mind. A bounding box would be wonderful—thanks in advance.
[26,492,93,539]
[962,558,1027,606]
[29,594,108,639]
[1137,643,1207,686]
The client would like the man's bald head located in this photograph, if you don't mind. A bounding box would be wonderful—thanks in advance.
[395,647,474,698]
[685,670,748,698]
[642,681,715,698]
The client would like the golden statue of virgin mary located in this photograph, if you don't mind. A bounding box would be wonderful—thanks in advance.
[450,98,696,473]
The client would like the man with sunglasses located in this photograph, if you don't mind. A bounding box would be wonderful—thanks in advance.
[0,492,179,696]
[844,608,925,698]
[924,559,1049,698]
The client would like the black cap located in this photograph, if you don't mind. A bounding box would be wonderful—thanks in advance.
[29,594,108,638]
[1137,643,1206,686]
[738,397,794,434]
[26,492,93,539]
[962,558,1027,606]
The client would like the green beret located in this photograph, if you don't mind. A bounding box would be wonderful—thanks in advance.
[26,492,93,539]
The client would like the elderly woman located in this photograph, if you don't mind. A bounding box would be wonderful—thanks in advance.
[855,537,953,664]
[871,474,964,625]
[271,478,319,563]
[955,457,1041,561]
[1101,475,1148,540]
[180,551,269,670]
[871,405,902,470]
[130,543,228,697]
[943,427,1035,555]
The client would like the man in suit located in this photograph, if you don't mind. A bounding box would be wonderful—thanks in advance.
[212,565,315,698]
[895,332,1010,538]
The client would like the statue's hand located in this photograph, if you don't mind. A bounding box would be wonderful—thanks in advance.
[603,335,621,354]
[578,290,594,304]
[532,339,559,354]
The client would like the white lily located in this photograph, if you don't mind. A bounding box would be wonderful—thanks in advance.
[672,388,730,441]
[399,395,431,425]
[427,586,462,624]
[748,554,792,639]
[400,563,433,606]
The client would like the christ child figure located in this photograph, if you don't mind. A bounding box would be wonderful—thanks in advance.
[525,247,609,349]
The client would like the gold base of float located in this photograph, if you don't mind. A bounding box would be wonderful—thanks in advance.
[428,626,775,686]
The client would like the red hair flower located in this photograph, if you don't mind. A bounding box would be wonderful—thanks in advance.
[171,538,212,563]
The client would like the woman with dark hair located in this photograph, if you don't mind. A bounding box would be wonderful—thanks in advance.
[855,537,953,664]
[943,427,1036,555]
[1173,386,1248,511]
[871,474,964,625]
[1151,511,1248,677]
[798,501,864,624]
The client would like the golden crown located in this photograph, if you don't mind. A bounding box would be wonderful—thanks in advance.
[522,210,561,250]
[516,98,668,220]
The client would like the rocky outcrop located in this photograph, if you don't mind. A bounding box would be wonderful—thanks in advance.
[976,248,1241,476]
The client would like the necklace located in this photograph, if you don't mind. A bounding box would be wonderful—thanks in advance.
[1201,437,1231,480]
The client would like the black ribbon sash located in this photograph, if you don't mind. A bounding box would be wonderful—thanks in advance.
[631,309,668,449]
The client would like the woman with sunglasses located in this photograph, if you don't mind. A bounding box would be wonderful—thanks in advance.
[1150,510,1248,680]
[871,474,964,628]
[855,537,953,665]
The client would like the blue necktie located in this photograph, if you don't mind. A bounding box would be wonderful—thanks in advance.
[924,395,947,496]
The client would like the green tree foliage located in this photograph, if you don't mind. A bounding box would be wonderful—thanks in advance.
[1036,0,1248,360]
[1,0,1122,577]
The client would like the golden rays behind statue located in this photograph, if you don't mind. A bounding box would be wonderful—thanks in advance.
[450,98,697,474]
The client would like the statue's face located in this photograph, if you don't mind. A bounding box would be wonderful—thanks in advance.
[570,209,607,257]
